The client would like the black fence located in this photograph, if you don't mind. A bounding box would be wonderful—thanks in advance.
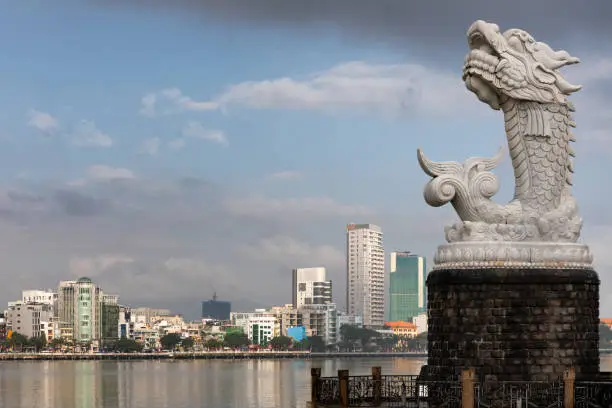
[310,368,612,408]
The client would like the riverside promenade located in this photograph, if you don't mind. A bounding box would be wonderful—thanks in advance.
[0,351,427,361]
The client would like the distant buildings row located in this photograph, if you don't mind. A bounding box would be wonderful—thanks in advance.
[197,223,427,347]
[0,222,428,349]
[5,277,121,344]
[214,259,427,347]
[201,224,427,332]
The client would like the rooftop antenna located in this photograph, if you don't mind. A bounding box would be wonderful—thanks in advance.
[206,277,217,301]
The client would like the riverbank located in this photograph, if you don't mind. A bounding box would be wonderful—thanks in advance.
[3,349,612,361]
[0,351,428,361]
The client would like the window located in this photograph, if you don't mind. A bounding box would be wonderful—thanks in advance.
[298,283,307,292]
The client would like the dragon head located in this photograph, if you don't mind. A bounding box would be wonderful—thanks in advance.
[463,20,582,110]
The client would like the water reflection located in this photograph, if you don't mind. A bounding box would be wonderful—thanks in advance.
[0,356,610,408]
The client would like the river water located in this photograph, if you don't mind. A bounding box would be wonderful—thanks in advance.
[1,356,611,408]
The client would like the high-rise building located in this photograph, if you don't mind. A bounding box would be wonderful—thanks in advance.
[55,277,119,345]
[388,252,426,322]
[101,295,120,344]
[5,301,53,339]
[201,293,231,320]
[301,303,338,345]
[292,267,332,308]
[346,223,385,328]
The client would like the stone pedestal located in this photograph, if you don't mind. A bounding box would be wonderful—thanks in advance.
[425,268,600,382]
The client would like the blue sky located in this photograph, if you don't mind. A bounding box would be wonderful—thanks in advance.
[1,1,612,319]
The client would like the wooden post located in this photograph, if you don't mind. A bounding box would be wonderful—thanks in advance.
[372,366,382,406]
[461,368,475,408]
[564,368,575,408]
[339,369,350,408]
[311,367,321,408]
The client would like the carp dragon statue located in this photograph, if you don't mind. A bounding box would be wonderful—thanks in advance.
[418,20,593,269]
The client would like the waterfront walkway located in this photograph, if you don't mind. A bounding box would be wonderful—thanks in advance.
[0,351,427,361]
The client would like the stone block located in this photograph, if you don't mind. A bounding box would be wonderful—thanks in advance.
[425,267,600,382]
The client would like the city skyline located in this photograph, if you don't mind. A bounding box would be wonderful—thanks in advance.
[3,227,418,323]
[0,2,612,320]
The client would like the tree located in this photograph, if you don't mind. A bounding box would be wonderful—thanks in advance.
[204,338,222,349]
[110,338,144,353]
[269,336,292,350]
[294,337,310,351]
[308,336,326,352]
[223,332,249,348]
[377,335,399,352]
[339,325,379,350]
[49,338,65,350]
[600,324,612,347]
[181,337,195,350]
[8,332,29,350]
[29,335,47,352]
[160,333,182,350]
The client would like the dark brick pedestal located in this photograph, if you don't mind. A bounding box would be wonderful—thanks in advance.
[424,268,600,382]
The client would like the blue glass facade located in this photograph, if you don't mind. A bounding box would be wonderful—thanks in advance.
[201,299,231,320]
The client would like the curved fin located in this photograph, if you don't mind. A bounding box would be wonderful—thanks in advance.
[480,146,504,171]
[417,148,461,177]
[464,146,505,172]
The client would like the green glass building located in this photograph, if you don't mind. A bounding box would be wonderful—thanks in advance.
[388,252,426,322]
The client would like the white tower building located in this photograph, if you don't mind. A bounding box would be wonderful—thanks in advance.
[292,267,332,308]
[346,223,385,328]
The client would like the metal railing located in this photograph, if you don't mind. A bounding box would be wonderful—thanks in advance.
[312,370,461,407]
[475,381,563,408]
[574,381,612,408]
[311,367,612,408]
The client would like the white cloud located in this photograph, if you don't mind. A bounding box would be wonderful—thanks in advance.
[140,137,161,156]
[168,138,186,150]
[139,87,219,117]
[158,123,227,153]
[139,93,157,117]
[69,255,135,278]
[141,61,479,118]
[86,165,137,182]
[162,257,239,285]
[139,56,612,126]
[182,121,228,146]
[27,109,59,135]
[267,170,303,181]
[224,195,370,217]
[238,235,344,270]
[71,120,113,148]
[91,256,245,303]
[569,57,612,84]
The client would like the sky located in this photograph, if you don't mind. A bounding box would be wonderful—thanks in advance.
[1,1,612,320]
